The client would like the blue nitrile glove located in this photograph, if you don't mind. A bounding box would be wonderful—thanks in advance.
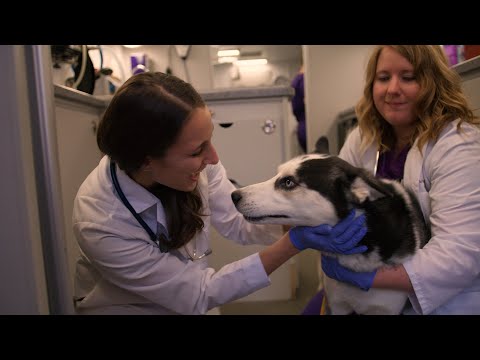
[321,254,377,291]
[289,209,368,254]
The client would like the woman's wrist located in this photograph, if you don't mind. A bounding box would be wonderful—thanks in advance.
[371,264,414,293]
[259,232,300,275]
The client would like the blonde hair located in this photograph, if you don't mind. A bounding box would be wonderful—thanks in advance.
[355,45,479,153]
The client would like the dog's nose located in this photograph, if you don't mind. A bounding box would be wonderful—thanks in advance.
[231,190,242,206]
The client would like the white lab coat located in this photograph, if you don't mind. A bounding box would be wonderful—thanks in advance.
[72,155,283,315]
[339,119,480,314]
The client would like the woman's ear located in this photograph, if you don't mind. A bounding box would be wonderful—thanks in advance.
[141,156,154,172]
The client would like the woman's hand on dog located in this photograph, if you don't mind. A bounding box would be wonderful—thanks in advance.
[289,209,368,254]
[321,255,376,291]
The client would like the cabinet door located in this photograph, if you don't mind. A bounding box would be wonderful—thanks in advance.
[207,99,298,305]
[209,99,286,186]
[55,99,103,296]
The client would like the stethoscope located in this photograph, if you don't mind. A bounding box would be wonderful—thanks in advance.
[110,159,169,253]
[373,150,380,176]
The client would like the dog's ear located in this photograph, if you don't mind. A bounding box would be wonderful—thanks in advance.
[349,169,395,204]
[314,136,330,155]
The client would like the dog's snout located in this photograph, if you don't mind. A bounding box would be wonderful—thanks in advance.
[231,190,242,206]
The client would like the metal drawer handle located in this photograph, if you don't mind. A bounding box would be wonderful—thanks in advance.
[262,119,276,134]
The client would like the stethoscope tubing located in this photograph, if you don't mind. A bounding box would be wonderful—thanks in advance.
[110,159,169,252]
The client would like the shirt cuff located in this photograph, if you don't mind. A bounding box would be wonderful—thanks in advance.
[241,253,271,292]
[403,259,428,315]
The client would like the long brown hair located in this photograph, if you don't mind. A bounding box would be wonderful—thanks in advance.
[97,72,206,250]
[356,45,479,154]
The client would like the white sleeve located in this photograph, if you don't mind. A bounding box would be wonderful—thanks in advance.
[206,161,283,245]
[338,126,363,166]
[403,123,480,314]
[74,221,271,315]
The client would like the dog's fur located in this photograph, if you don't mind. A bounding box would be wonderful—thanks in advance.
[231,138,430,315]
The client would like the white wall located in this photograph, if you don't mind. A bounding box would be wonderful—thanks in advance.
[303,45,376,154]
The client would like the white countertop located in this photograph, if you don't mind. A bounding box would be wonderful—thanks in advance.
[54,83,294,109]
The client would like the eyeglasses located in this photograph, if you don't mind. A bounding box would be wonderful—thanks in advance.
[184,246,213,261]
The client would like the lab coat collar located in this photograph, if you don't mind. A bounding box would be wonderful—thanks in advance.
[110,159,161,216]
[403,118,454,192]
[362,135,428,194]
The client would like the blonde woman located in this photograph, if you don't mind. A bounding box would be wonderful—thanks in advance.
[320,45,480,315]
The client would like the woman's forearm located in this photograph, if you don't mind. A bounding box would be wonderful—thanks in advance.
[372,264,414,293]
[259,232,299,275]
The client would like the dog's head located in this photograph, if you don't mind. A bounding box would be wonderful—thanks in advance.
[231,152,394,227]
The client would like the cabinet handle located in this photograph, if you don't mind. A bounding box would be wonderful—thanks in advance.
[262,119,276,134]
[210,110,234,127]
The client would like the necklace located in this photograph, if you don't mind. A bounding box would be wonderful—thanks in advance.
[183,237,212,261]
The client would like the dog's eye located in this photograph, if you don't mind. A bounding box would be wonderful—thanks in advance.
[279,176,297,190]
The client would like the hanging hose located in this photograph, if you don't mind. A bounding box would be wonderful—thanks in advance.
[72,45,87,89]
[85,45,104,71]
[97,45,103,71]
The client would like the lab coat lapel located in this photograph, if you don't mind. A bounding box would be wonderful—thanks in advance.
[364,145,379,176]
[403,139,424,194]
[404,138,435,192]
[403,140,433,226]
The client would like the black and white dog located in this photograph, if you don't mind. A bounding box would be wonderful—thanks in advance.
[231,138,430,315]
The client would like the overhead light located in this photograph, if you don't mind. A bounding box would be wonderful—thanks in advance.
[218,56,238,63]
[235,58,268,66]
[218,49,240,57]
[123,45,142,48]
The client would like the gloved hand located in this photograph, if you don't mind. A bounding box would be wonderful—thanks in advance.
[289,209,368,254]
[321,254,377,291]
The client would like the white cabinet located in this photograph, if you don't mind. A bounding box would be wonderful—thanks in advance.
[54,87,105,296]
[203,87,300,303]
